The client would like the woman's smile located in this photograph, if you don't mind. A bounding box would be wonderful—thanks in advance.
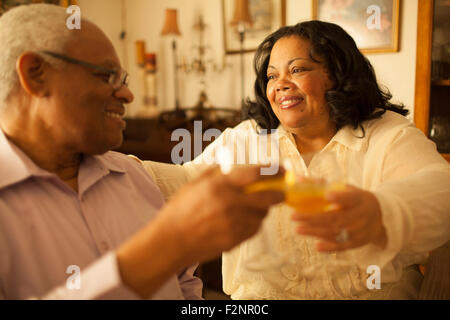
[278,95,304,110]
[266,36,334,131]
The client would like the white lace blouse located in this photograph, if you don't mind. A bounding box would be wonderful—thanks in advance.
[142,111,450,299]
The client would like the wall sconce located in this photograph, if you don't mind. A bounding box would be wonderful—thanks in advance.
[157,9,238,123]
[179,15,229,75]
[161,8,184,117]
[230,0,252,109]
[178,14,230,111]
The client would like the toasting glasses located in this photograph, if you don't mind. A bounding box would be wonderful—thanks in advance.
[242,151,353,280]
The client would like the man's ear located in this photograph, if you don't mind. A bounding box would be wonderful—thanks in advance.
[16,52,50,97]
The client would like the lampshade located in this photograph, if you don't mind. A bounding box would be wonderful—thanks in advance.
[230,0,253,26]
[161,8,182,36]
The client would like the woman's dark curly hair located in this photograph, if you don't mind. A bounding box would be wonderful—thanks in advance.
[244,20,408,135]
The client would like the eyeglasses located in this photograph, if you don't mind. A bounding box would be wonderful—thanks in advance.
[39,50,129,90]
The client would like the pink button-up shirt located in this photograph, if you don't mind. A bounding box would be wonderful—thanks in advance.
[0,129,202,299]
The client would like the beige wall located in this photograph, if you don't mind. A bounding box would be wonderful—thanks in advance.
[77,0,418,119]
[287,0,418,120]
[77,0,125,66]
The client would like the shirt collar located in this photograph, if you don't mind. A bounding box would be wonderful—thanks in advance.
[330,125,365,151]
[0,129,126,191]
[0,129,45,190]
[277,124,296,145]
[276,123,365,152]
[91,154,127,174]
[77,153,126,196]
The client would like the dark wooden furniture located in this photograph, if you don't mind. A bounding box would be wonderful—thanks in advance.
[414,0,450,162]
[117,110,241,161]
[114,109,241,297]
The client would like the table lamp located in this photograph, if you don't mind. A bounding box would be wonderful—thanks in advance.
[161,8,184,116]
[230,0,253,109]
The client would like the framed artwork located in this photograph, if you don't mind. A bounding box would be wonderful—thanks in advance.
[222,0,286,54]
[0,0,76,16]
[312,0,400,54]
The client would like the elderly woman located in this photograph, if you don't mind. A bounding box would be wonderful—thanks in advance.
[143,21,450,299]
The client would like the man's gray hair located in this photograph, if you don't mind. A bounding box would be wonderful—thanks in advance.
[0,4,75,106]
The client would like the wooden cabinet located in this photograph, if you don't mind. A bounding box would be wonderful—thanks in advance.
[414,0,450,162]
[116,111,241,162]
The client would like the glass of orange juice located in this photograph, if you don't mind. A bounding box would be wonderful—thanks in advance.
[285,180,330,213]
[243,152,350,277]
[245,169,344,213]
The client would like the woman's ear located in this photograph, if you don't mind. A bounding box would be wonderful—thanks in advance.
[15,52,49,97]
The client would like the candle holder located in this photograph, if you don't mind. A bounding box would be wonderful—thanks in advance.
[230,0,253,109]
[135,40,159,118]
[178,14,231,112]
[161,8,185,119]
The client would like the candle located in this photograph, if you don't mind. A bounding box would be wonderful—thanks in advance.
[145,53,157,71]
[135,40,146,65]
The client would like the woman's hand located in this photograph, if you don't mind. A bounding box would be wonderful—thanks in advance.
[291,185,387,252]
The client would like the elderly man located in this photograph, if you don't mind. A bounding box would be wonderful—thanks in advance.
[0,4,283,299]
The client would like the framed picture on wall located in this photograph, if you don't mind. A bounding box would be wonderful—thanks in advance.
[0,0,76,16]
[312,0,400,54]
[222,0,286,54]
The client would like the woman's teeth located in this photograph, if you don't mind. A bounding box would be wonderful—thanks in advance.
[106,112,122,119]
[281,99,298,106]
[280,98,303,108]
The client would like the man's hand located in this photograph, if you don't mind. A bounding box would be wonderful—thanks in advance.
[160,165,285,264]
[116,165,284,298]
